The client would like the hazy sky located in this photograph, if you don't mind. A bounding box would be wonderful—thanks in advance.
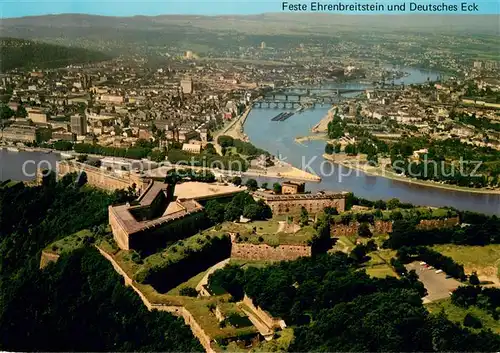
[0,0,498,17]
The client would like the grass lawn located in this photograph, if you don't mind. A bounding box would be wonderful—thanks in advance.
[230,259,278,268]
[380,207,456,220]
[183,299,258,339]
[252,327,294,352]
[219,220,315,246]
[46,229,93,255]
[332,235,356,253]
[375,248,397,262]
[166,269,209,295]
[426,298,500,334]
[364,264,397,278]
[432,244,500,279]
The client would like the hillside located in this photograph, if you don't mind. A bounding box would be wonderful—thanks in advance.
[1,13,499,35]
[0,37,111,72]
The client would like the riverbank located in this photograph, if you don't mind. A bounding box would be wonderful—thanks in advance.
[311,106,335,133]
[145,159,321,182]
[322,153,500,195]
[211,105,321,182]
[216,106,252,142]
[294,134,329,145]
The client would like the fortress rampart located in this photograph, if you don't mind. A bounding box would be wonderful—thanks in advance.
[40,250,60,269]
[417,216,460,230]
[230,234,311,261]
[331,220,393,237]
[242,294,286,331]
[38,160,148,192]
[95,246,215,353]
[253,191,346,215]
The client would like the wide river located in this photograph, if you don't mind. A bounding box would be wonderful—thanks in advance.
[0,68,499,214]
[244,68,500,215]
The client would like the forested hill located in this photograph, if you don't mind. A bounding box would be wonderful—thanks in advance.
[0,37,111,72]
[0,176,201,351]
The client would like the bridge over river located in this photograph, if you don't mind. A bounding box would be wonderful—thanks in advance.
[255,84,405,108]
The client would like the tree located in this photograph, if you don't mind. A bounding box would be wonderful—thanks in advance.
[345,144,358,156]
[345,192,355,210]
[205,200,225,225]
[224,203,241,222]
[243,204,260,220]
[469,272,480,286]
[273,182,282,194]
[204,143,217,155]
[350,244,368,263]
[231,176,242,186]
[0,104,15,120]
[77,154,88,163]
[463,313,482,329]
[179,287,198,297]
[245,179,258,191]
[87,159,101,168]
[217,135,234,148]
[243,200,272,221]
[41,170,56,188]
[358,222,372,237]
[76,171,88,187]
[299,207,309,226]
[325,143,334,154]
[387,198,401,210]
[391,210,403,220]
[261,182,268,190]
[324,206,338,215]
[256,199,272,220]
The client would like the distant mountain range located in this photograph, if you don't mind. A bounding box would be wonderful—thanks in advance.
[1,13,498,37]
[0,13,497,61]
[0,37,111,72]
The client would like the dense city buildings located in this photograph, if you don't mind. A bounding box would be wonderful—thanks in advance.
[70,114,87,136]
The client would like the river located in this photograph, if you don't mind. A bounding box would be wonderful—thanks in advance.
[244,68,500,215]
[0,68,499,214]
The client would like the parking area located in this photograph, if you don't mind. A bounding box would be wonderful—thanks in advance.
[406,261,462,303]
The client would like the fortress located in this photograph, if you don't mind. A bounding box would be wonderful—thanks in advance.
[109,181,245,253]
[38,160,148,192]
[252,190,347,215]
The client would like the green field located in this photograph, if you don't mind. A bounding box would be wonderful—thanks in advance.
[427,298,500,334]
[365,264,397,278]
[229,259,279,268]
[219,220,316,246]
[432,244,500,279]
[46,229,93,255]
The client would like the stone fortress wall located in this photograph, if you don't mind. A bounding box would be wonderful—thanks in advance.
[331,220,393,237]
[39,160,148,192]
[417,216,460,230]
[331,216,459,237]
[40,250,60,269]
[109,206,131,250]
[95,246,216,353]
[242,294,286,331]
[230,234,311,261]
[253,191,347,216]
